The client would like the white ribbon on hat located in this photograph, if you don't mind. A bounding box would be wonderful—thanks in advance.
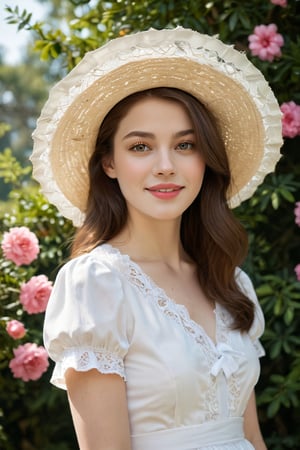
[210,342,245,379]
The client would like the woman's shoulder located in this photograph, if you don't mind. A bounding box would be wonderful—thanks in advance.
[44,245,133,385]
[235,267,256,299]
[59,244,129,278]
[235,267,265,342]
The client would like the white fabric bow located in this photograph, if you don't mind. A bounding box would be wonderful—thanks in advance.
[210,342,245,379]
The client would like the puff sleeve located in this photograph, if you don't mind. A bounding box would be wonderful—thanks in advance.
[43,253,133,389]
[236,268,265,357]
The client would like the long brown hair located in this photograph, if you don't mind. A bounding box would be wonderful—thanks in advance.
[71,87,254,331]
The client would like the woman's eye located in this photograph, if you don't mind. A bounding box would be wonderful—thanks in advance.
[177,142,194,151]
[130,143,150,152]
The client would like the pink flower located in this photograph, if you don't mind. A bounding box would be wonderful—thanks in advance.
[295,264,300,281]
[271,0,287,7]
[6,320,26,339]
[280,101,300,138]
[9,343,49,381]
[295,202,300,227]
[20,275,53,314]
[248,24,284,62]
[1,226,39,266]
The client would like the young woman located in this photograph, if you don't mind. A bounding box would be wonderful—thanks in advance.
[31,28,282,450]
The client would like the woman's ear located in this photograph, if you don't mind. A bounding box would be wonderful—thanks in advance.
[102,157,117,179]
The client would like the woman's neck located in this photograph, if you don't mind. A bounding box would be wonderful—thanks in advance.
[108,216,190,268]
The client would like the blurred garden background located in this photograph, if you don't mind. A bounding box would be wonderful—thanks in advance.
[0,0,300,448]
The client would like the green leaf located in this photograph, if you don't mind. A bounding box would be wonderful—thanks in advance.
[267,398,281,417]
[271,192,279,210]
[270,340,282,359]
[256,284,274,296]
[278,188,295,203]
[228,11,238,31]
[284,308,294,325]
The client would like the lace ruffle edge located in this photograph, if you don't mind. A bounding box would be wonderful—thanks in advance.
[50,346,126,389]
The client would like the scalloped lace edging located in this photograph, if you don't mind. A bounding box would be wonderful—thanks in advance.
[53,347,126,386]
[99,244,226,361]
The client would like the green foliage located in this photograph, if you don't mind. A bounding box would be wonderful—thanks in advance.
[2,0,300,448]
[0,148,31,185]
[0,124,10,138]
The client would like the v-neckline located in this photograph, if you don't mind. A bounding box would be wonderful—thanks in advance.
[99,243,222,350]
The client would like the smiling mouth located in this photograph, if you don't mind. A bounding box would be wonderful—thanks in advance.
[147,185,183,192]
[151,188,182,192]
[145,185,184,199]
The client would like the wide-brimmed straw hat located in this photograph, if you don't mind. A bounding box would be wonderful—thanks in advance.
[31,27,282,226]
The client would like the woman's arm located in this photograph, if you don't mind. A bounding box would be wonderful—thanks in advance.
[65,368,132,450]
[244,390,267,450]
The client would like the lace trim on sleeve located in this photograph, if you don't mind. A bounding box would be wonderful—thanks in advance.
[51,347,126,388]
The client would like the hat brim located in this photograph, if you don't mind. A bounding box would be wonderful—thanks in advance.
[31,28,282,226]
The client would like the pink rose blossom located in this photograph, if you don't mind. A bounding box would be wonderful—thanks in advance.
[9,343,49,381]
[295,202,300,227]
[248,24,284,62]
[6,320,26,339]
[295,264,300,281]
[280,101,300,138]
[1,226,39,266]
[20,275,53,314]
[271,0,287,7]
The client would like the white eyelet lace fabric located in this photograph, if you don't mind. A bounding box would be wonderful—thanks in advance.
[60,346,126,381]
[127,262,216,364]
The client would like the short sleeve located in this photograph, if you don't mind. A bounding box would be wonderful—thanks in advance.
[235,268,265,357]
[43,253,133,389]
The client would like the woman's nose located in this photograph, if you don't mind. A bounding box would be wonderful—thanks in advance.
[152,149,176,176]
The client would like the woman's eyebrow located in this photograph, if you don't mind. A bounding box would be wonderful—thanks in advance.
[122,129,195,140]
[123,131,155,140]
[174,129,195,138]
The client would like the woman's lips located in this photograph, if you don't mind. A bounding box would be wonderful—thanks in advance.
[146,184,184,199]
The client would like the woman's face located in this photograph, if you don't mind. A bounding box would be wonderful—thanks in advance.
[103,96,206,224]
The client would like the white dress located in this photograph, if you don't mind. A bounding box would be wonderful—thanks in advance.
[43,244,265,450]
